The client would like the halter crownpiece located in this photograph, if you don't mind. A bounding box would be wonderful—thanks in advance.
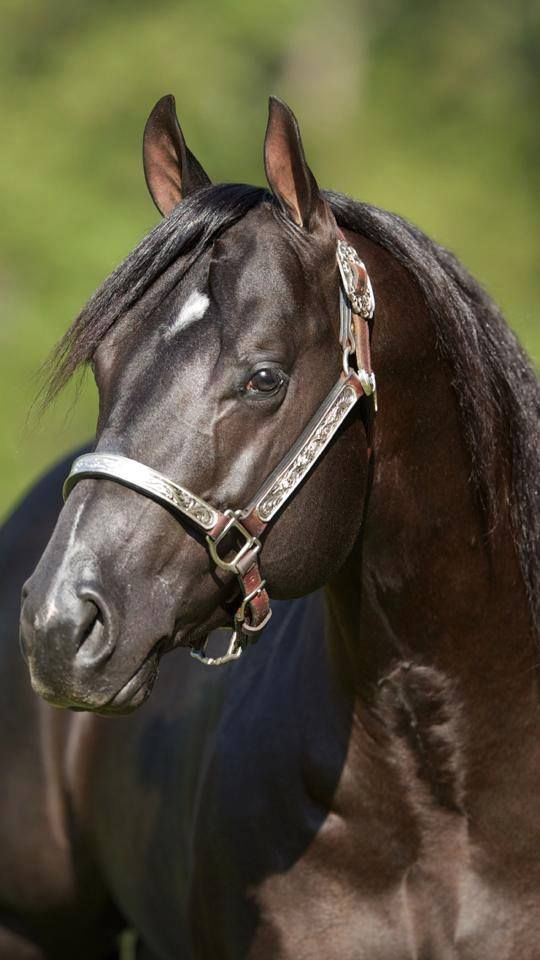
[63,231,376,666]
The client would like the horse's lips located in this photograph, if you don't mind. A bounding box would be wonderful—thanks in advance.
[104,655,159,712]
[99,619,218,714]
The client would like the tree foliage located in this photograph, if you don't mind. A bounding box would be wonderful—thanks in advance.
[0,0,538,513]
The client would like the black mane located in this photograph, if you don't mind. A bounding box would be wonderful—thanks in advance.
[44,184,539,631]
[325,191,539,634]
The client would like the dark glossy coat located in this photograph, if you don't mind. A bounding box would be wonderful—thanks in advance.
[2,97,539,959]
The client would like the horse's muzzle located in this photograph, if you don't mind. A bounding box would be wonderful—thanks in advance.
[19,574,121,709]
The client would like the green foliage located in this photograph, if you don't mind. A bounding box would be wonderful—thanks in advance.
[1,0,538,516]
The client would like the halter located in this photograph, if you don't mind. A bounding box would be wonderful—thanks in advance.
[63,230,376,666]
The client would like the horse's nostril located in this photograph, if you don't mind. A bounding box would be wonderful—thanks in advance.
[76,598,101,650]
[75,594,115,667]
[20,579,117,676]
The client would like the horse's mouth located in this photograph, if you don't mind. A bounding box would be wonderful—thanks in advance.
[97,653,160,715]
[93,620,213,716]
[63,616,222,716]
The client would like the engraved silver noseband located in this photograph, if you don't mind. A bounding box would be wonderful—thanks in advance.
[63,232,376,666]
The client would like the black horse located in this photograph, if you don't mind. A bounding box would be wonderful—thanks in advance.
[1,95,539,958]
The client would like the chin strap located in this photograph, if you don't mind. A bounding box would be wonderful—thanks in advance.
[63,229,376,666]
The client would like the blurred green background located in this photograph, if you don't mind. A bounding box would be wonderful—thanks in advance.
[1,0,538,518]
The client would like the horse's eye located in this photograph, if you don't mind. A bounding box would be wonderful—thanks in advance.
[244,367,285,397]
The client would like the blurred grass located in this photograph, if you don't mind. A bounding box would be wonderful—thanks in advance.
[1,0,538,517]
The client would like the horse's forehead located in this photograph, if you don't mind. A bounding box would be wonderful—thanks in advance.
[214,207,298,272]
[210,209,311,307]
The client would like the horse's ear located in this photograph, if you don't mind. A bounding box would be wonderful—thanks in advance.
[264,97,322,230]
[143,95,211,216]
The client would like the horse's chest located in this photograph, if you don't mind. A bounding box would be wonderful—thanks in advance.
[243,854,540,960]
[190,675,466,958]
[190,656,540,959]
[193,739,537,960]
[192,748,471,960]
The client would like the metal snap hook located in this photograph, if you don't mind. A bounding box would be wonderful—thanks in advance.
[190,629,244,667]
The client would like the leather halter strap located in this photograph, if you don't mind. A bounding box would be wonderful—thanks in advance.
[63,230,376,666]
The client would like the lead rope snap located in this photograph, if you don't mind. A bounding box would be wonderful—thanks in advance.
[190,579,270,666]
[190,630,244,667]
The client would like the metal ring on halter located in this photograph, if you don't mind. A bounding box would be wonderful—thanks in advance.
[206,510,262,574]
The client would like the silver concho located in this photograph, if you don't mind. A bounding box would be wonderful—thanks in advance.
[255,383,358,523]
[337,240,375,318]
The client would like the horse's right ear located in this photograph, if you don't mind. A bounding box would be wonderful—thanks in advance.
[264,97,322,230]
[143,95,211,216]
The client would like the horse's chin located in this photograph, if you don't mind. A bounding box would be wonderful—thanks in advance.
[34,617,223,716]
[69,622,213,716]
[94,654,160,715]
[33,651,162,716]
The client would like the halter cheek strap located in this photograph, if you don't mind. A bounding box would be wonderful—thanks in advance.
[63,230,376,666]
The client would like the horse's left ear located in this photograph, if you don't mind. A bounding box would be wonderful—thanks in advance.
[264,97,326,231]
[143,95,211,216]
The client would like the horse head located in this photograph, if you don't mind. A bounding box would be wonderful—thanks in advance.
[20,97,371,712]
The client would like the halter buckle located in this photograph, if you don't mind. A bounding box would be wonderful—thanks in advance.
[206,510,261,575]
[234,580,271,631]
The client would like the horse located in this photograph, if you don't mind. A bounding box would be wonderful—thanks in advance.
[1,93,538,959]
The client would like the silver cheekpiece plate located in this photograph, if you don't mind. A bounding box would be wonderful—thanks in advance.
[255,382,358,522]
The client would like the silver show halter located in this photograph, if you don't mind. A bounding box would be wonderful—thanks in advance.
[63,231,376,666]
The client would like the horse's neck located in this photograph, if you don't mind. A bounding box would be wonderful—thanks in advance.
[324,261,538,811]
